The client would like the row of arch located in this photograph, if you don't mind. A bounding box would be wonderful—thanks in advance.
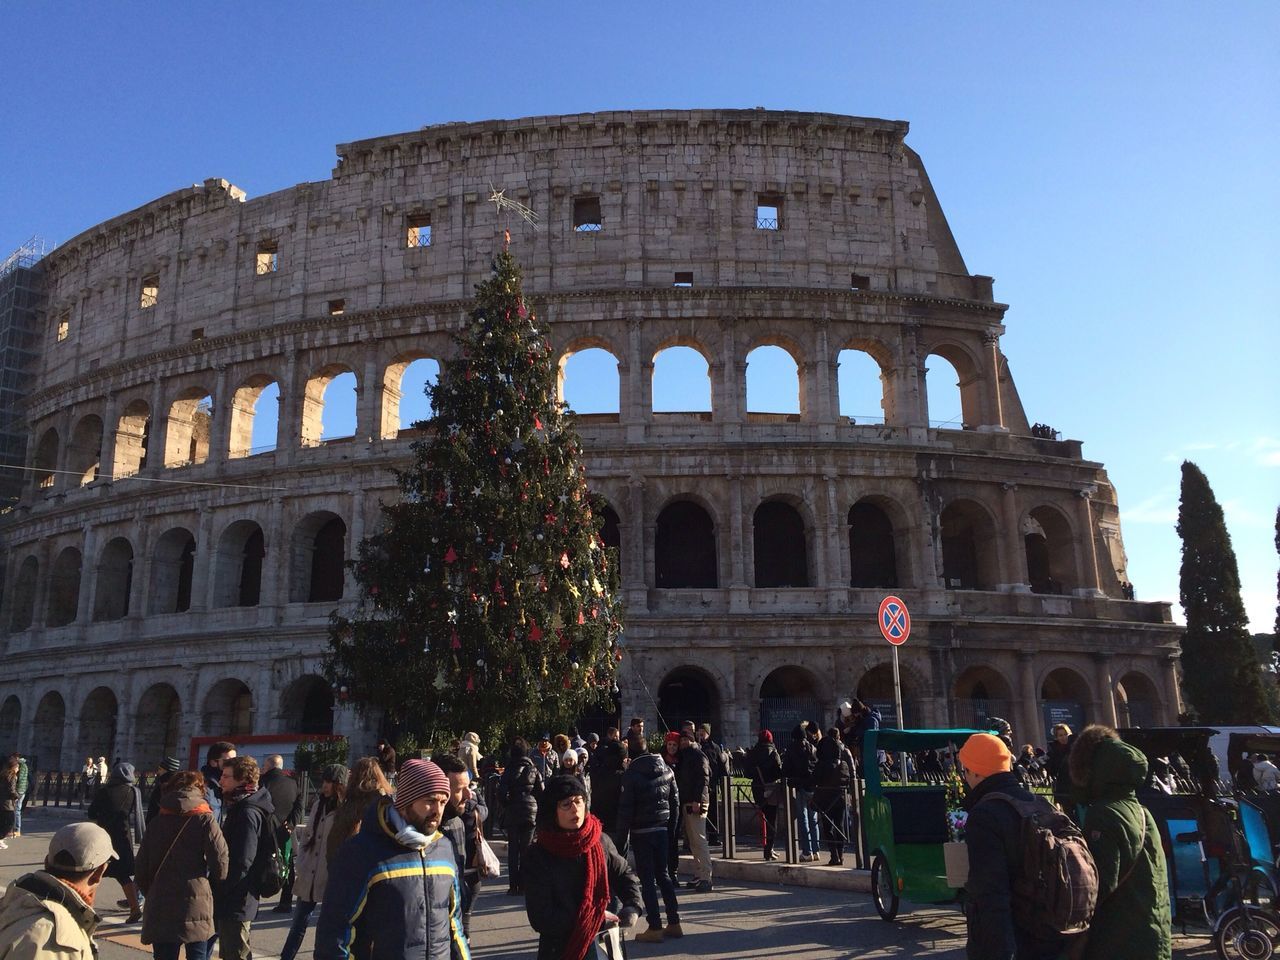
[0,675,335,771]
[5,512,346,631]
[30,332,987,496]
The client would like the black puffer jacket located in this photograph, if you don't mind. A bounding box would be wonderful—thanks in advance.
[214,786,275,923]
[587,739,626,830]
[524,831,641,960]
[615,754,678,835]
[675,745,710,808]
[962,771,1066,960]
[499,756,542,829]
[781,731,817,790]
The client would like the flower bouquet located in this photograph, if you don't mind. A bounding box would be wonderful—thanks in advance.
[943,769,970,888]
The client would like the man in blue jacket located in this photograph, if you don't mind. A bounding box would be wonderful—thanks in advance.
[315,759,469,960]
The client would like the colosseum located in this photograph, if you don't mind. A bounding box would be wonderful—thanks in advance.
[0,109,1182,771]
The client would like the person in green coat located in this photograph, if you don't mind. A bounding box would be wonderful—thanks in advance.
[1069,724,1171,960]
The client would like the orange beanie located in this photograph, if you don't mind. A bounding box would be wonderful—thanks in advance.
[958,733,1014,777]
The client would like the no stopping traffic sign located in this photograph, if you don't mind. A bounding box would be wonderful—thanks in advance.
[878,595,910,645]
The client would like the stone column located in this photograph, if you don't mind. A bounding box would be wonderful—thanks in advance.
[276,350,301,466]
[358,347,380,443]
[252,667,276,734]
[813,319,835,432]
[347,486,365,600]
[1017,652,1041,744]
[1000,482,1029,592]
[1074,488,1105,598]
[625,320,649,444]
[75,525,97,626]
[1163,655,1184,724]
[128,519,151,619]
[99,392,121,483]
[116,673,137,765]
[728,474,749,613]
[209,364,230,463]
[898,322,928,437]
[1093,653,1118,728]
[625,476,647,612]
[981,329,1007,431]
[147,379,165,476]
[51,408,73,493]
[266,495,288,615]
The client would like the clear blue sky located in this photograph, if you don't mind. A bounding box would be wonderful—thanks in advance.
[2,2,1276,630]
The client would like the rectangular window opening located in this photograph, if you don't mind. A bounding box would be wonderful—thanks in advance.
[572,196,602,232]
[406,214,432,248]
[255,242,279,275]
[851,273,870,290]
[328,299,345,316]
[756,194,782,230]
[55,312,69,342]
[139,275,159,309]
[673,271,694,287]
[191,328,204,341]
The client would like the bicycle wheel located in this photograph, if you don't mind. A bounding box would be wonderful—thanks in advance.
[1215,906,1280,960]
[871,853,900,921]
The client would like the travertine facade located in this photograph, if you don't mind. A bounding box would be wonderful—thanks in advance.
[0,109,1180,769]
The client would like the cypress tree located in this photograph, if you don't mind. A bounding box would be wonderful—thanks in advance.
[1177,461,1270,723]
[325,246,623,747]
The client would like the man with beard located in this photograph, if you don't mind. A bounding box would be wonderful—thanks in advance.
[215,755,275,960]
[315,759,469,960]
[433,754,488,940]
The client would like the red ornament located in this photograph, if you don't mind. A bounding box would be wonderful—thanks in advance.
[534,416,543,430]
[466,674,475,692]
[444,547,458,564]
[577,610,586,625]
[529,623,543,643]
[451,630,461,650]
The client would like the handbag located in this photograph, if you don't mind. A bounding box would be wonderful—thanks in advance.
[475,834,502,878]
[593,923,626,960]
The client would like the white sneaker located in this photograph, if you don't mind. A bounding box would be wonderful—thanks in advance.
[0,840,8,850]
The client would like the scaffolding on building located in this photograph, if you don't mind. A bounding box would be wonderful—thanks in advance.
[0,237,49,507]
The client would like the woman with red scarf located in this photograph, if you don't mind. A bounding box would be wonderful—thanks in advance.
[524,775,642,960]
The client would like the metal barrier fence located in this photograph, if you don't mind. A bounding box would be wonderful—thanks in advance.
[716,775,867,868]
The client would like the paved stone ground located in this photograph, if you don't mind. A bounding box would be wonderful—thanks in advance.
[2,809,1217,959]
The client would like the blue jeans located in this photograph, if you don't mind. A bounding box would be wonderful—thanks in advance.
[795,789,819,855]
[280,900,316,960]
[631,829,680,929]
[152,942,210,960]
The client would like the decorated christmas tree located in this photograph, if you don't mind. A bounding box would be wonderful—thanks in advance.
[326,242,623,746]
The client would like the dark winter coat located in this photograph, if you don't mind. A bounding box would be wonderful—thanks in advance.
[1072,737,1171,960]
[781,733,817,790]
[262,767,303,835]
[146,771,176,824]
[586,740,626,831]
[498,756,543,830]
[214,785,275,923]
[811,738,854,809]
[523,831,641,960]
[313,797,468,960]
[88,782,142,879]
[674,745,710,809]
[201,764,224,823]
[615,754,678,836]
[742,741,783,807]
[1045,738,1074,802]
[134,785,229,945]
[962,771,1067,960]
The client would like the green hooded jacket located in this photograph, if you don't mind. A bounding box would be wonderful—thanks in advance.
[1078,738,1171,960]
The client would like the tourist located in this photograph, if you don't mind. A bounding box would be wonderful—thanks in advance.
[87,761,146,921]
[12,754,29,837]
[531,734,558,778]
[675,729,713,892]
[0,757,18,849]
[146,756,182,823]
[616,735,681,943]
[524,775,641,960]
[134,769,229,960]
[261,755,304,913]
[625,718,646,762]
[314,759,468,960]
[213,755,275,960]
[457,732,482,781]
[376,740,397,781]
[0,822,117,959]
[587,727,626,853]
[327,757,392,862]
[497,738,542,896]
[696,723,730,846]
[560,750,590,806]
[279,763,347,960]
[813,728,855,864]
[782,725,819,861]
[1045,723,1074,812]
[742,730,783,860]
[433,754,488,939]
[200,742,236,823]
[1254,753,1280,791]
[1069,725,1171,960]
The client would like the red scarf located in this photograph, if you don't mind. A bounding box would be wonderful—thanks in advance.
[534,814,608,960]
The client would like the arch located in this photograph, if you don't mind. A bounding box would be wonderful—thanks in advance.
[228,374,280,459]
[33,427,58,489]
[940,498,1000,590]
[857,663,922,728]
[745,344,801,417]
[78,686,118,761]
[652,344,712,414]
[32,691,65,770]
[1115,670,1161,728]
[837,347,889,424]
[559,346,620,417]
[291,511,347,603]
[596,500,622,578]
[753,499,809,588]
[46,546,82,627]
[8,555,38,630]
[134,683,182,764]
[0,695,20,754]
[67,414,104,486]
[164,388,213,467]
[952,665,1014,729]
[149,527,196,614]
[657,666,721,734]
[301,364,357,446]
[1039,666,1091,737]
[654,499,717,588]
[92,537,134,621]
[113,399,151,477]
[848,498,902,588]
[1025,504,1077,595]
[382,355,439,437]
[760,665,822,734]
[213,520,265,608]
[281,675,335,734]
[202,678,253,737]
[926,344,982,429]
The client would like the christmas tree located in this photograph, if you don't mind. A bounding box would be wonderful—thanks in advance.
[326,243,624,746]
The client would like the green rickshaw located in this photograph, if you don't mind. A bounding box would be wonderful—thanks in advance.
[863,727,990,921]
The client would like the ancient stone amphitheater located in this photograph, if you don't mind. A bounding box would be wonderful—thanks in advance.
[0,109,1181,770]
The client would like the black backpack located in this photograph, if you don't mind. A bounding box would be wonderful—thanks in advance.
[251,812,285,899]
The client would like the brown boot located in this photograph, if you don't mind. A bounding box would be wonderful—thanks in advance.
[664,922,684,939]
[634,925,665,943]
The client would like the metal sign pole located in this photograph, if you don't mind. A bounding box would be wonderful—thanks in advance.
[892,644,907,784]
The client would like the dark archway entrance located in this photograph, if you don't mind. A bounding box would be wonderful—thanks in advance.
[760,666,820,736]
[657,668,720,734]
[655,501,717,588]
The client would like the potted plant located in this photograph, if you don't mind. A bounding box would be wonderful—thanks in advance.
[943,768,969,888]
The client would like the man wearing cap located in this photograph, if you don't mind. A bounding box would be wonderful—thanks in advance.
[315,758,469,960]
[0,822,116,960]
[959,732,1067,960]
[146,756,182,823]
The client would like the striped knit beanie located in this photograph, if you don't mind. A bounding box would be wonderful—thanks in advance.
[393,758,450,812]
